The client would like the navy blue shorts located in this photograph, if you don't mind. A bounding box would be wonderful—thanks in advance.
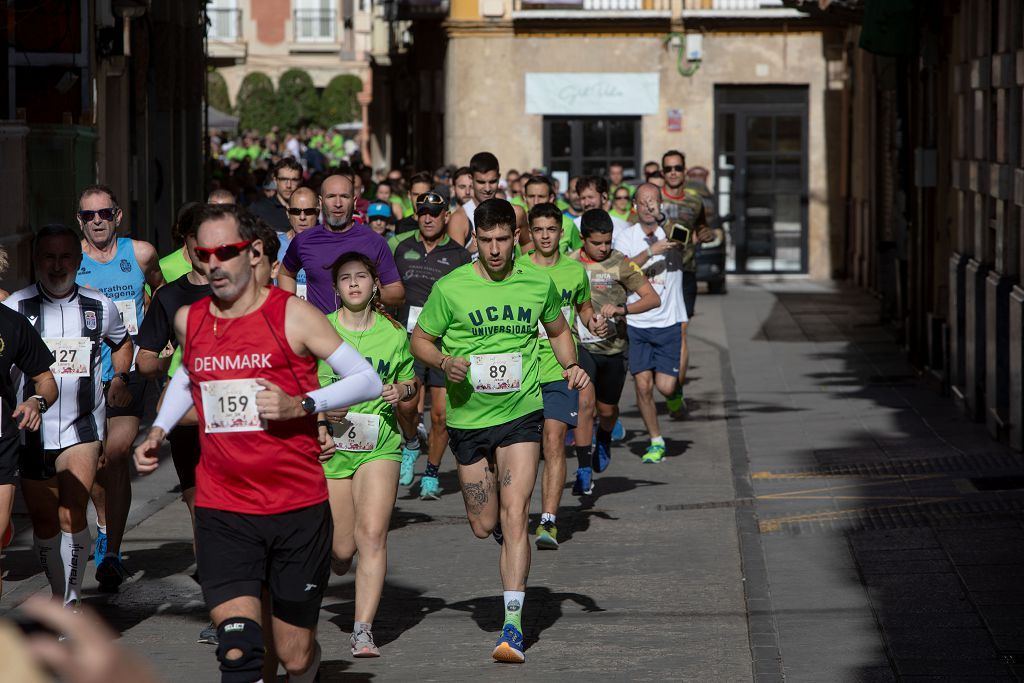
[541,380,579,427]
[627,324,682,377]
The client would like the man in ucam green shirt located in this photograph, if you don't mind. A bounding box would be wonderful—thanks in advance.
[411,198,590,666]
[521,202,606,551]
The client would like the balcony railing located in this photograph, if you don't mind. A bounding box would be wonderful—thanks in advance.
[207,8,242,41]
[294,9,338,42]
[682,0,808,16]
[513,0,671,14]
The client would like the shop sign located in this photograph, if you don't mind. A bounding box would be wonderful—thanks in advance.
[525,73,659,115]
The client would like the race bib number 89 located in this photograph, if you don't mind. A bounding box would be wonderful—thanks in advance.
[470,353,522,394]
[200,379,264,433]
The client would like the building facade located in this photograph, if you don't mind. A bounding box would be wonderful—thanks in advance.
[439,0,840,277]
[2,0,205,285]
[822,0,1024,452]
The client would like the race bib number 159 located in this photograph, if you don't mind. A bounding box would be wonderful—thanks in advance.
[200,379,264,433]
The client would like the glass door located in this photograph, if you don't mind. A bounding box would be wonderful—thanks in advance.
[715,87,808,273]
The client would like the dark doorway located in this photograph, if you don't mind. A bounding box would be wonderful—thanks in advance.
[715,86,809,273]
[543,116,641,181]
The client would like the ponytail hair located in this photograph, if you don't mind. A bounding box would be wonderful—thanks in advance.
[328,251,403,330]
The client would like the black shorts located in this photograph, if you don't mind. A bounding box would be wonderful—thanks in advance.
[195,501,332,628]
[18,442,98,481]
[447,410,543,466]
[105,371,155,420]
[682,270,698,320]
[167,425,200,491]
[0,437,19,485]
[541,380,578,427]
[579,347,628,406]
[412,359,446,389]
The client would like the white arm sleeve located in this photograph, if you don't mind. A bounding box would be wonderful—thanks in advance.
[152,365,194,434]
[306,342,383,412]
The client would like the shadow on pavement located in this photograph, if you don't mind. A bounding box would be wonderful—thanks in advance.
[738,286,1024,679]
[323,580,447,648]
[448,586,605,649]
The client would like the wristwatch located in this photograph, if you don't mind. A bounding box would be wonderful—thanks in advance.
[30,394,48,414]
[301,396,317,414]
[112,372,130,385]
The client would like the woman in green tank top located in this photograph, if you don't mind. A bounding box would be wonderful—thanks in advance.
[318,253,418,658]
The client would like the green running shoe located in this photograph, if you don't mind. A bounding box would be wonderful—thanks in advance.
[535,520,558,549]
[399,444,419,486]
[642,442,666,463]
[666,391,687,419]
[419,474,441,500]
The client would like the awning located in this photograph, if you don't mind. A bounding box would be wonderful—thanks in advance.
[207,106,239,131]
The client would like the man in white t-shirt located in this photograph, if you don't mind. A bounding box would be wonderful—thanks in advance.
[612,183,687,464]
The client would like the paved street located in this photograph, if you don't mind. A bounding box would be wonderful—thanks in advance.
[5,280,1024,681]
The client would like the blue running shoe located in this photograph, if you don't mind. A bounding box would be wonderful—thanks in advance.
[492,624,525,663]
[593,439,611,473]
[611,419,626,443]
[572,467,593,496]
[399,444,420,486]
[93,528,107,562]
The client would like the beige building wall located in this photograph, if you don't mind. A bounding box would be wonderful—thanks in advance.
[445,30,832,278]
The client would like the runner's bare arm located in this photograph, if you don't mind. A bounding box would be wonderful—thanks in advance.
[254,297,383,420]
[575,300,608,338]
[541,314,590,390]
[135,365,193,474]
[626,279,661,316]
[410,326,469,382]
[135,239,166,291]
[448,210,470,246]
[379,281,405,307]
[107,336,135,408]
[277,266,298,293]
[514,206,531,247]
[12,369,57,431]
[135,348,171,378]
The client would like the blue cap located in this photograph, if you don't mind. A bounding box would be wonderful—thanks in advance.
[367,201,393,219]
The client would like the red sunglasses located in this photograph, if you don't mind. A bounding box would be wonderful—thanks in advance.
[194,240,252,263]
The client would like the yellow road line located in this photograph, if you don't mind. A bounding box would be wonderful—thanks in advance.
[757,497,960,533]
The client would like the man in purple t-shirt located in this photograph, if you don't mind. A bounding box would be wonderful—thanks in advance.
[279,173,405,312]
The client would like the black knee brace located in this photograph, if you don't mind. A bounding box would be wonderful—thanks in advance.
[215,617,265,683]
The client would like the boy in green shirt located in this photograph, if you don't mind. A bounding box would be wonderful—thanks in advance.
[522,203,606,549]
[411,199,590,664]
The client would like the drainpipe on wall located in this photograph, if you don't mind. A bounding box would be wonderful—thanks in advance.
[358,73,372,166]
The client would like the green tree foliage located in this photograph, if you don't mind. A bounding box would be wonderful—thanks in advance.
[207,69,232,113]
[236,72,277,132]
[277,69,319,129]
[319,74,363,127]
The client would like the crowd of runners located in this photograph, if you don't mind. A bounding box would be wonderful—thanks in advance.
[0,147,715,680]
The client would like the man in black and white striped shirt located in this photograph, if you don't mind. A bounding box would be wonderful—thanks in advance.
[4,224,132,608]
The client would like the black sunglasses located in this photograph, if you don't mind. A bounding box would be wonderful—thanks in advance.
[78,207,117,222]
[288,207,319,216]
[194,240,252,263]
[614,194,630,200]
[663,164,685,173]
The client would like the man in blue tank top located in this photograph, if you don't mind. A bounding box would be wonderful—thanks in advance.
[75,184,164,591]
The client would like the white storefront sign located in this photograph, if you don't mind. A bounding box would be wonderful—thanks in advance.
[525,73,660,115]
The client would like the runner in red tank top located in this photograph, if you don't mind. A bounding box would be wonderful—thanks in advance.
[134,204,382,683]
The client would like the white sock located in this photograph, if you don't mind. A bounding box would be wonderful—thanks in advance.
[60,529,91,605]
[503,590,525,629]
[540,512,556,525]
[34,534,64,598]
[288,640,321,683]
[97,524,107,535]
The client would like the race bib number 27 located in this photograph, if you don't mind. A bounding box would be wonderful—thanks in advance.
[470,353,522,394]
